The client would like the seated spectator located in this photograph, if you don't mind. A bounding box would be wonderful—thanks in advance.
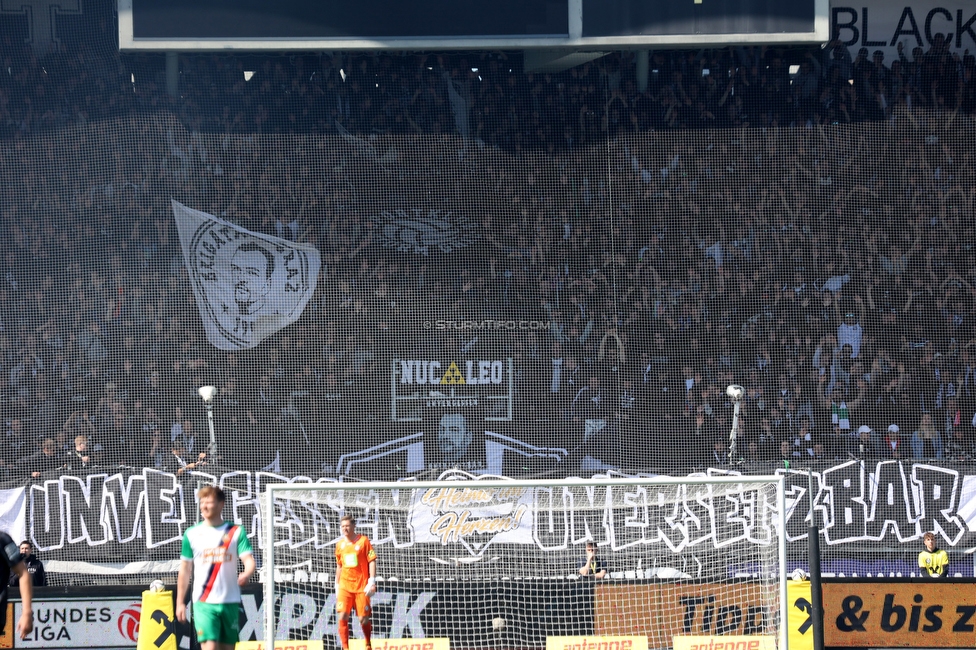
[810,442,828,462]
[884,425,907,460]
[851,425,883,460]
[1,417,30,469]
[744,440,763,462]
[777,440,793,467]
[168,408,197,455]
[61,410,96,451]
[163,442,208,476]
[572,375,607,442]
[911,414,944,460]
[945,425,973,462]
[99,411,137,467]
[706,438,729,465]
[819,384,861,445]
[61,434,94,471]
[20,438,62,478]
[791,416,816,459]
[941,395,964,438]
[143,426,168,469]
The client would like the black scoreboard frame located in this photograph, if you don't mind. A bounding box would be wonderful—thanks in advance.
[118,0,828,51]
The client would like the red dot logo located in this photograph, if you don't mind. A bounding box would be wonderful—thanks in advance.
[118,603,142,642]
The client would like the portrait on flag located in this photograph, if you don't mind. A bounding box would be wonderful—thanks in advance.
[172,200,321,350]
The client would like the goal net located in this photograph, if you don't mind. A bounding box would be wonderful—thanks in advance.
[261,475,787,650]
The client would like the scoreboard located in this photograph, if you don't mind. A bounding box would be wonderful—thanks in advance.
[118,0,828,50]
[127,0,569,40]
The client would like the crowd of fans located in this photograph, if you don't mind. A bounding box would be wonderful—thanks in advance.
[2,6,976,145]
[1,5,976,479]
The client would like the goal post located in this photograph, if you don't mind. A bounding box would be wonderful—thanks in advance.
[262,475,788,650]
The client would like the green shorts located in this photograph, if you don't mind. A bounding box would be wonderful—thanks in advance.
[192,601,241,644]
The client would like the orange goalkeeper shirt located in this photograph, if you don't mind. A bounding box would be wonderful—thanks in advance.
[336,534,376,593]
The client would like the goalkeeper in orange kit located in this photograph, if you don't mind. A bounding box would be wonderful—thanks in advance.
[335,515,377,650]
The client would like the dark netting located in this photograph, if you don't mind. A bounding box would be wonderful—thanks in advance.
[262,480,784,647]
[1,0,976,589]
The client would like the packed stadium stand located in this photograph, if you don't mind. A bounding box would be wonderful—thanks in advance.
[2,0,976,585]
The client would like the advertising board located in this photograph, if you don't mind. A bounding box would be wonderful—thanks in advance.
[823,580,976,648]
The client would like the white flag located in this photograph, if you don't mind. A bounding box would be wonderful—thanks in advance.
[172,200,321,350]
[0,487,25,543]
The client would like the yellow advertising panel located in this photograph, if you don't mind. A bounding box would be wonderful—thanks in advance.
[546,635,647,650]
[594,583,776,649]
[823,581,976,647]
[0,603,12,649]
[236,642,325,650]
[672,635,776,650]
[351,639,450,650]
[786,580,814,650]
[137,590,177,650]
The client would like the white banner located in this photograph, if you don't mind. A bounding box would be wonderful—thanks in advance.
[0,486,26,543]
[831,0,976,60]
[172,200,321,350]
[409,484,534,548]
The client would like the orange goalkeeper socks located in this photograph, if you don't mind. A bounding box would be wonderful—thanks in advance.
[363,620,373,647]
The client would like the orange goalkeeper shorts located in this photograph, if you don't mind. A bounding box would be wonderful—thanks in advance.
[336,589,372,617]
